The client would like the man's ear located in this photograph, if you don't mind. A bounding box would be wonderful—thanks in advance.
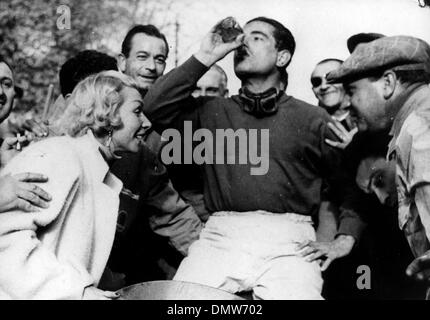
[382,70,397,99]
[276,50,291,68]
[117,53,127,73]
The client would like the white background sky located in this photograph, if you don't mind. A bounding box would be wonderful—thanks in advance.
[163,0,430,105]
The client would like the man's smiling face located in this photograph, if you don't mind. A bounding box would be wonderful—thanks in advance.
[0,62,16,123]
[121,33,167,91]
[345,76,389,132]
[311,60,347,111]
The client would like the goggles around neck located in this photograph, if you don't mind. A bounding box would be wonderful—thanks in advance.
[238,87,283,118]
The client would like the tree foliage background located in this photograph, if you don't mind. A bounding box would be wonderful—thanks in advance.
[0,0,427,116]
[0,0,180,115]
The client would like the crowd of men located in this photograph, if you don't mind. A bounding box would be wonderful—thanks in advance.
[1,15,430,300]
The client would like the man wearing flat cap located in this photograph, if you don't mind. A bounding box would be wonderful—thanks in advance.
[327,35,430,298]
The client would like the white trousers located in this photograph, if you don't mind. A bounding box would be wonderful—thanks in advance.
[174,210,323,300]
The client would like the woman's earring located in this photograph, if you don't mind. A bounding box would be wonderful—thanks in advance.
[105,130,113,147]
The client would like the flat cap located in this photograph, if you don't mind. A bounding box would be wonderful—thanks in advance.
[327,35,430,84]
[347,32,385,53]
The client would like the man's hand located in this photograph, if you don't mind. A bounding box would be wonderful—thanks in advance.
[0,135,33,167]
[22,120,49,139]
[296,235,355,271]
[194,20,245,67]
[82,286,120,300]
[0,173,52,213]
[325,120,358,150]
[7,114,49,139]
[406,250,430,283]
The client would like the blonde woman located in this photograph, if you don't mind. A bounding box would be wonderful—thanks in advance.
[0,71,151,299]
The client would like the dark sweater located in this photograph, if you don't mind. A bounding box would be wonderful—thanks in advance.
[143,56,365,239]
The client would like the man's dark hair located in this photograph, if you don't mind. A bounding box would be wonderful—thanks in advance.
[246,17,296,59]
[344,131,391,174]
[59,50,118,96]
[394,69,430,85]
[121,24,169,58]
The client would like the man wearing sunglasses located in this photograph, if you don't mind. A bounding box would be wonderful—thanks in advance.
[311,59,350,121]
[311,58,358,151]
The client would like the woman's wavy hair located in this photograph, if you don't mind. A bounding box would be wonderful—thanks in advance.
[59,71,140,137]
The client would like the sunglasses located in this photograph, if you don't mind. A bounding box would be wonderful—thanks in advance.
[310,73,328,88]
